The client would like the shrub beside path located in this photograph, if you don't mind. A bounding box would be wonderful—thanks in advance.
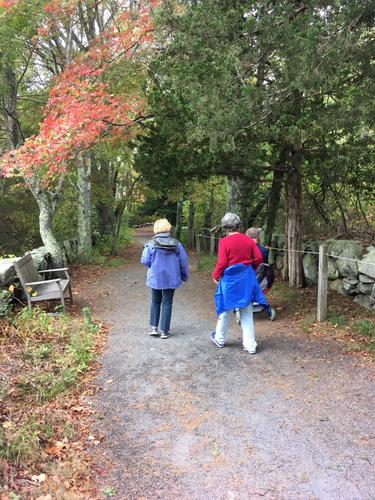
[81,229,375,499]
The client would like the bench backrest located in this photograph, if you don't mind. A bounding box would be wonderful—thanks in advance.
[14,253,41,289]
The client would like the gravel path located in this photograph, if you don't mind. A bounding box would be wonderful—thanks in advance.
[86,230,375,500]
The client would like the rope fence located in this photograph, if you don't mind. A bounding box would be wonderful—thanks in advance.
[194,228,375,321]
[195,231,375,266]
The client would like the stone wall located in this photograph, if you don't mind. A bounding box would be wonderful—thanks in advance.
[269,236,375,311]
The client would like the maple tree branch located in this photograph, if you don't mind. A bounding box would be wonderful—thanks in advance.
[100,114,153,127]
[17,48,35,88]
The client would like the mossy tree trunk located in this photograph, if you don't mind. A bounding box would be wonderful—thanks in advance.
[76,154,92,263]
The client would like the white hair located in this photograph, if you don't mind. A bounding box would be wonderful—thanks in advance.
[221,212,241,231]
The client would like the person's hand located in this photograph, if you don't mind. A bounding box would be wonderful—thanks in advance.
[213,278,219,284]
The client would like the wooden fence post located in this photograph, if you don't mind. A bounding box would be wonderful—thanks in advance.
[317,243,328,321]
[210,231,215,256]
[195,230,201,256]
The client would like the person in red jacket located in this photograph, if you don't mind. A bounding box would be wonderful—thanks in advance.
[211,213,263,354]
[212,220,262,282]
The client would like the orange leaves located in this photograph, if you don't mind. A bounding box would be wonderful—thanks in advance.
[0,0,19,10]
[0,1,159,183]
[43,0,79,17]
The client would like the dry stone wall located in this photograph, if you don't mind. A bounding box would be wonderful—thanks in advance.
[269,236,375,311]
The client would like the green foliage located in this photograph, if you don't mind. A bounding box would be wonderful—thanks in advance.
[142,0,375,241]
[196,255,217,273]
[0,289,14,318]
[0,305,101,467]
[0,181,41,255]
[327,312,348,329]
[10,307,98,403]
[102,487,116,498]
[91,225,132,265]
[0,418,41,466]
[353,320,375,339]
[16,306,55,337]
[82,306,99,335]
[23,343,52,365]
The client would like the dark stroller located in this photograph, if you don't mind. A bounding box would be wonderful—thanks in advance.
[234,262,276,322]
[253,263,276,320]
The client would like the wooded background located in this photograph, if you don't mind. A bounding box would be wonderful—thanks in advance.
[0,0,374,287]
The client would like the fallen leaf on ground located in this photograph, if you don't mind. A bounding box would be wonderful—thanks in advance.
[31,473,46,483]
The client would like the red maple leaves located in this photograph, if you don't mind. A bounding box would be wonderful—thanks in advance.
[1,0,157,181]
[0,0,19,8]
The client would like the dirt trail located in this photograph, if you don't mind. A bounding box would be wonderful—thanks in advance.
[83,229,375,500]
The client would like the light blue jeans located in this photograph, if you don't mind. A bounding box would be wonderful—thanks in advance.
[215,303,257,351]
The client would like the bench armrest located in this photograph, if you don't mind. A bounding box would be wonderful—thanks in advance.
[39,268,69,273]
[25,279,61,286]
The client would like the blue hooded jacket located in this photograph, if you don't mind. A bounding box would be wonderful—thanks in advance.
[140,232,189,290]
[214,263,270,315]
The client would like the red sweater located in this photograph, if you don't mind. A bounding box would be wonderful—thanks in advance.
[212,233,263,281]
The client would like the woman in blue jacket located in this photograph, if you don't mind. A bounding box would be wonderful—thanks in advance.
[141,219,189,339]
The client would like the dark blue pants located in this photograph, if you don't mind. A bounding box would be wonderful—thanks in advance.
[150,288,175,333]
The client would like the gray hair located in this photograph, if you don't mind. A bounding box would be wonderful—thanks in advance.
[221,212,241,231]
[246,227,261,239]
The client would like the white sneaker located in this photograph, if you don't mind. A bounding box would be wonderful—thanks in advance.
[149,327,159,336]
[243,347,257,354]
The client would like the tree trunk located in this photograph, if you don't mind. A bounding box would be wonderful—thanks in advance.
[2,66,66,265]
[204,189,214,229]
[76,155,92,263]
[96,202,114,237]
[174,199,183,240]
[3,66,23,149]
[34,191,66,266]
[246,192,270,228]
[285,151,304,287]
[263,167,285,246]
[96,201,118,254]
[282,188,289,282]
[187,200,195,248]
[227,176,248,225]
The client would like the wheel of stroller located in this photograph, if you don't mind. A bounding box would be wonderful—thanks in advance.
[269,307,276,321]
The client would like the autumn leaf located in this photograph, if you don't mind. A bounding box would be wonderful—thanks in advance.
[45,440,66,456]
[0,1,157,181]
[31,473,46,483]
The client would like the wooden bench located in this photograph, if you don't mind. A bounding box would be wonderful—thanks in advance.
[14,252,73,313]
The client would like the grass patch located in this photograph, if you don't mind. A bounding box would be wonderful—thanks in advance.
[102,486,116,497]
[300,314,317,333]
[327,312,348,328]
[106,257,124,268]
[353,319,375,338]
[196,254,217,273]
[0,306,103,497]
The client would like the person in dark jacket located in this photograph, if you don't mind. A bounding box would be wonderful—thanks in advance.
[246,227,269,263]
[141,218,189,339]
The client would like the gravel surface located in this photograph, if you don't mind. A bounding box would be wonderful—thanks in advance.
[86,230,375,500]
